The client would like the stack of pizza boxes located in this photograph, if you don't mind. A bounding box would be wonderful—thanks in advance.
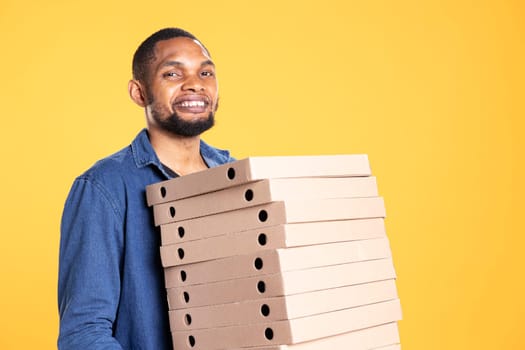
[146,155,402,350]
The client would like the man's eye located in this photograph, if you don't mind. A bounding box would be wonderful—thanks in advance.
[164,72,181,78]
[201,71,214,77]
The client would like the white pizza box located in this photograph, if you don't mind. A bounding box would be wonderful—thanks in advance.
[146,155,371,206]
[153,177,378,225]
[161,230,391,267]
[163,236,390,287]
[171,298,402,350]
[169,279,398,330]
[371,345,401,350]
[226,322,400,350]
[160,197,385,240]
[167,258,396,310]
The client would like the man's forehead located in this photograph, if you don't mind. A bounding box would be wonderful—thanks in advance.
[154,37,211,61]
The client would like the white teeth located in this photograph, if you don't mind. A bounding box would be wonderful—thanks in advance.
[180,101,205,107]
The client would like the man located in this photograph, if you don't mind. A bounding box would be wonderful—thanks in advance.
[58,28,234,349]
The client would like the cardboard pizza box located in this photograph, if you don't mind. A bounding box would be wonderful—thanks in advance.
[153,176,378,224]
[371,345,401,350]
[161,233,391,267]
[167,258,396,310]
[163,236,390,287]
[162,215,385,246]
[146,155,371,206]
[169,279,398,330]
[171,298,402,349]
[157,196,385,232]
[225,322,399,350]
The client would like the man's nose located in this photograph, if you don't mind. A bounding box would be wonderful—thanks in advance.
[181,74,204,91]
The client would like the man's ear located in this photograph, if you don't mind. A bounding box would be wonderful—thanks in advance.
[128,80,147,107]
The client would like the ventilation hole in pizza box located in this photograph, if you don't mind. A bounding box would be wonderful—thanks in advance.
[188,335,196,347]
[180,270,187,282]
[227,167,235,180]
[169,207,176,218]
[183,291,190,303]
[178,248,185,259]
[254,257,263,270]
[265,328,274,340]
[160,186,167,198]
[244,189,254,201]
[257,280,266,293]
[261,304,270,317]
[178,226,185,238]
[258,210,268,222]
[258,234,267,246]
[184,313,192,326]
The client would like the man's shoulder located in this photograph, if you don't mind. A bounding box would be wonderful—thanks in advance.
[77,145,136,185]
[76,129,154,184]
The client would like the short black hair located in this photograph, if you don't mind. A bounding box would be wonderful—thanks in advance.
[132,27,209,82]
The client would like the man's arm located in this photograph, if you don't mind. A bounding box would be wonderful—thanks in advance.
[58,177,124,349]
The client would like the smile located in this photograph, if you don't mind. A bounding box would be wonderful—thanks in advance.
[177,100,207,108]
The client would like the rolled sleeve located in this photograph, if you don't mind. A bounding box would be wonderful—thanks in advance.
[58,177,124,349]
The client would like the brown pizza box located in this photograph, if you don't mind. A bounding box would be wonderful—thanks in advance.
[161,232,391,267]
[169,279,398,330]
[153,176,378,224]
[226,322,400,350]
[171,298,402,349]
[167,258,396,310]
[162,215,385,247]
[163,235,390,287]
[157,197,385,237]
[146,155,371,206]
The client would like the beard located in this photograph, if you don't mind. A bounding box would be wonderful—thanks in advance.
[149,101,215,137]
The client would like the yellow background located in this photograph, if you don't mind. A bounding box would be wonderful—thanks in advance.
[0,0,523,349]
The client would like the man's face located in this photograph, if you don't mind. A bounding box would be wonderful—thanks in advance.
[144,37,218,137]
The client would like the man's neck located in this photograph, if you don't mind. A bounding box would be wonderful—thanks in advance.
[148,128,208,176]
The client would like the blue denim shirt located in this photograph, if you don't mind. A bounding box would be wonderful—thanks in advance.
[58,129,234,349]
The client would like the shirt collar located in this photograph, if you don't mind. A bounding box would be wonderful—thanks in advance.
[131,129,162,169]
[130,128,232,174]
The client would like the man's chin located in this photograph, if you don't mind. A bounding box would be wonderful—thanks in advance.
[179,114,212,124]
[161,113,215,137]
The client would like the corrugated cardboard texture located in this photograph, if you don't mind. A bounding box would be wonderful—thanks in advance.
[162,216,385,246]
[160,202,286,243]
[146,155,371,206]
[163,235,390,287]
[171,299,402,349]
[161,235,391,267]
[226,322,400,350]
[167,258,396,310]
[154,196,385,226]
[153,177,378,223]
[169,279,398,330]
[372,344,401,350]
